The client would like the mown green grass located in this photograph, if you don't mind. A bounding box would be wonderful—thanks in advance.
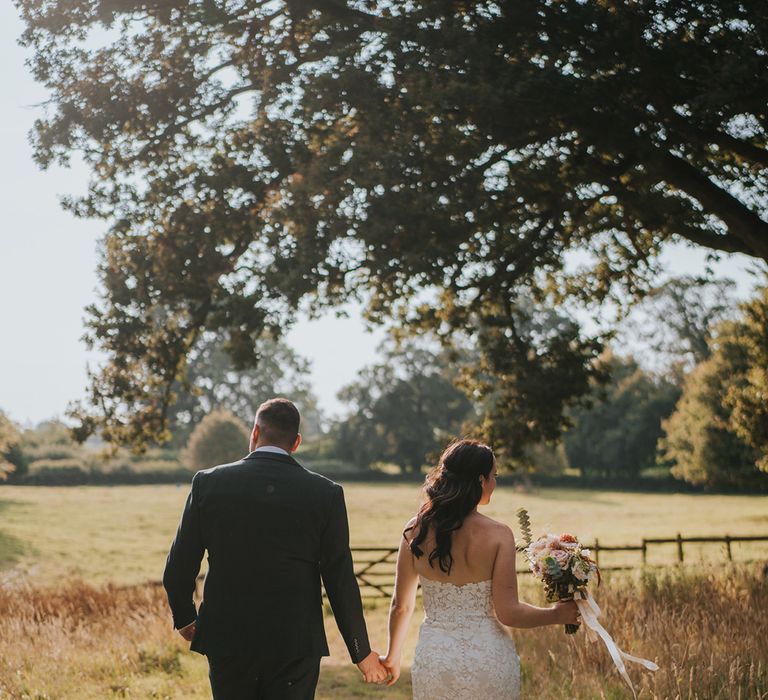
[0,483,766,585]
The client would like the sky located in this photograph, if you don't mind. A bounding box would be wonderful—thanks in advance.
[0,5,761,427]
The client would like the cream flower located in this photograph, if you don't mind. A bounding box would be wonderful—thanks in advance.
[571,557,592,582]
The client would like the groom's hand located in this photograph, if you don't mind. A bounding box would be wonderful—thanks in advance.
[177,621,196,642]
[357,651,388,683]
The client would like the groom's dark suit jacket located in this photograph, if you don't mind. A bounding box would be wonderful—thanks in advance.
[162,451,371,663]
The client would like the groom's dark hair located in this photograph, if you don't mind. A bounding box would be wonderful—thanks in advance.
[255,398,301,446]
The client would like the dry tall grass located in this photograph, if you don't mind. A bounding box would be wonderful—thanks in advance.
[513,566,768,699]
[0,566,766,699]
[0,581,207,699]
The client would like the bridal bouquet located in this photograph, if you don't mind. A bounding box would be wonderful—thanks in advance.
[516,508,658,699]
[524,528,599,634]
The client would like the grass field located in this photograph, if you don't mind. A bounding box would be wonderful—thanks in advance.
[0,483,767,584]
[0,483,767,698]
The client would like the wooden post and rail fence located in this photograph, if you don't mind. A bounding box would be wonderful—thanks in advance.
[348,534,768,598]
[186,534,768,598]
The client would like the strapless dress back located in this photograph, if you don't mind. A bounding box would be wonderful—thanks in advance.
[411,577,521,699]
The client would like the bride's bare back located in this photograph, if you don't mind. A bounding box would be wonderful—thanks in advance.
[407,511,510,585]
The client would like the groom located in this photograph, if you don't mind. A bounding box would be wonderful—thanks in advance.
[163,398,387,698]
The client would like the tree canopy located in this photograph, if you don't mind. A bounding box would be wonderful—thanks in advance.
[167,331,320,444]
[563,352,680,479]
[661,285,768,486]
[720,286,768,471]
[661,348,758,487]
[333,343,473,471]
[182,408,251,469]
[17,0,768,449]
[0,412,22,480]
[624,275,737,371]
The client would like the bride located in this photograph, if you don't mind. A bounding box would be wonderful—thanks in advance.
[380,439,579,699]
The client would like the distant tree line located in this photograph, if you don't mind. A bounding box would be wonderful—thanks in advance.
[3,276,767,490]
[327,276,768,489]
[0,417,187,484]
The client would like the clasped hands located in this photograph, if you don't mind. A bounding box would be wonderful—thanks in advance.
[357,651,401,686]
[176,626,395,686]
[356,650,389,684]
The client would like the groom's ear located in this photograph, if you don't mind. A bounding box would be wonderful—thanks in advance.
[291,433,302,453]
[249,423,260,451]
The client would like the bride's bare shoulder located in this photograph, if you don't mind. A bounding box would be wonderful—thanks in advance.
[473,513,516,543]
[402,515,420,543]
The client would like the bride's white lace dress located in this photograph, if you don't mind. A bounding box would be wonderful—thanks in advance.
[411,577,521,699]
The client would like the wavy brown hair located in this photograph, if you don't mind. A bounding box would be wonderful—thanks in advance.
[405,439,495,574]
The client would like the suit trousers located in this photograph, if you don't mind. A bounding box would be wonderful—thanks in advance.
[207,653,322,700]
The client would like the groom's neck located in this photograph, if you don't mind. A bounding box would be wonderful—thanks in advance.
[252,440,293,453]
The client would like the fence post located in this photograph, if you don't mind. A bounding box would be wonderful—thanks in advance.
[641,538,647,565]
[676,533,684,563]
[594,538,600,567]
[725,535,733,561]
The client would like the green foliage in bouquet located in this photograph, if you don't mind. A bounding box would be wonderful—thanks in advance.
[515,507,533,552]
[542,557,564,584]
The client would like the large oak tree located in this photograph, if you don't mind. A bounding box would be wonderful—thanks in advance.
[17,0,768,448]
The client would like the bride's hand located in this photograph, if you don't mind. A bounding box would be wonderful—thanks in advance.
[380,655,400,686]
[553,600,580,626]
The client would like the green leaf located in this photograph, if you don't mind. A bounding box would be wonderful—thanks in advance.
[516,507,533,552]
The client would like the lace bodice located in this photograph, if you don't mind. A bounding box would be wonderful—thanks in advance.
[420,577,496,623]
[411,577,521,699]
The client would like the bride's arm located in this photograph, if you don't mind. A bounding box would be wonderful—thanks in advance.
[492,526,578,629]
[382,525,419,685]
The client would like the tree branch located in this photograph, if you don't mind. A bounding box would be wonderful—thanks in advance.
[655,149,768,260]
[660,108,768,169]
[704,130,768,169]
[136,83,259,158]
[668,224,745,255]
[582,113,768,260]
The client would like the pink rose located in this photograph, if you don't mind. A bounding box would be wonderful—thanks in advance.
[551,549,571,568]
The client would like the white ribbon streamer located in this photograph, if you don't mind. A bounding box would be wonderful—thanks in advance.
[574,590,658,699]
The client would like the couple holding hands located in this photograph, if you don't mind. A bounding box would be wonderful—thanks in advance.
[163,398,578,699]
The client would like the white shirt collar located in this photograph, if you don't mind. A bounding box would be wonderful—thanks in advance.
[252,445,290,456]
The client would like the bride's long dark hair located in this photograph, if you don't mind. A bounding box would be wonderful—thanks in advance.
[405,439,495,575]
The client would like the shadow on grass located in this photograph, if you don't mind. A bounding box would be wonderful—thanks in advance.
[0,530,25,569]
[0,497,27,569]
[317,666,412,699]
[0,496,26,514]
[529,488,618,506]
